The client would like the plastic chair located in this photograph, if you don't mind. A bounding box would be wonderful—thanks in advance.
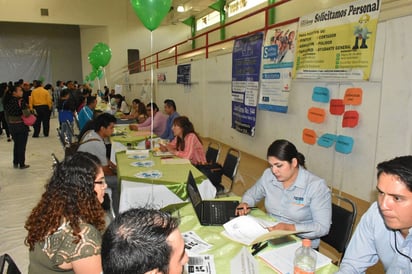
[51,153,60,169]
[218,148,241,195]
[0,253,21,274]
[205,142,221,164]
[321,193,357,265]
[56,128,69,149]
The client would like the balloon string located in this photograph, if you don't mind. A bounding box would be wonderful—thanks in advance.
[150,31,154,141]
[103,67,108,87]
[97,76,101,91]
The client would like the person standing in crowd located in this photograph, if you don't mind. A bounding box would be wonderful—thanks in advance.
[129,102,167,137]
[3,84,30,168]
[78,96,97,130]
[78,113,119,215]
[161,99,180,141]
[159,116,206,165]
[66,80,83,111]
[0,82,11,142]
[236,139,331,248]
[21,81,32,105]
[101,208,188,274]
[336,155,412,273]
[25,152,106,274]
[54,80,64,106]
[29,80,52,137]
[57,89,75,129]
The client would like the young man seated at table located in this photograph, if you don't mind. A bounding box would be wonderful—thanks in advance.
[78,113,119,215]
[77,95,97,130]
[101,208,189,274]
[336,155,412,273]
[160,99,180,141]
[129,102,167,137]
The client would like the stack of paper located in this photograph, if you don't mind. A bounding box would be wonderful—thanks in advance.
[126,149,149,155]
[222,215,297,245]
[161,158,190,165]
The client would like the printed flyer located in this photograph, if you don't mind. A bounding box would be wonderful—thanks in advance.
[231,32,264,136]
[294,0,381,80]
[258,21,298,113]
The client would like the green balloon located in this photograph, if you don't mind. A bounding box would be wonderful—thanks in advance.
[85,75,90,82]
[97,67,104,79]
[130,0,172,31]
[89,71,97,81]
[88,42,112,68]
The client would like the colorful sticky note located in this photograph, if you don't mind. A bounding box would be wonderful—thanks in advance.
[312,87,330,103]
[317,133,337,148]
[335,135,354,154]
[302,128,317,145]
[342,110,359,128]
[343,88,363,105]
[330,99,345,115]
[307,107,326,123]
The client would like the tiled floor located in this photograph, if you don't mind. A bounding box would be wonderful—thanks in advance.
[0,115,64,273]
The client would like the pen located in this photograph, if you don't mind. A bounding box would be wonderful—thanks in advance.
[236,206,258,210]
[251,242,268,256]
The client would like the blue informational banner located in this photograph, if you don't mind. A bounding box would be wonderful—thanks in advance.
[231,32,264,136]
[258,22,298,113]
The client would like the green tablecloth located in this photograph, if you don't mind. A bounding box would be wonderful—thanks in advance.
[116,151,206,200]
[176,199,339,274]
[111,126,155,145]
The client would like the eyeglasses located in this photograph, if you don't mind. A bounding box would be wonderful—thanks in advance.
[94,178,106,185]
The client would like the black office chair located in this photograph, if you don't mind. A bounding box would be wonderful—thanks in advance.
[321,193,357,265]
[0,253,21,274]
[217,148,241,195]
[205,141,221,164]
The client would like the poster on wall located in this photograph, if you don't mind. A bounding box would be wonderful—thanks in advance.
[231,32,264,137]
[258,21,298,113]
[293,0,380,80]
[177,64,191,84]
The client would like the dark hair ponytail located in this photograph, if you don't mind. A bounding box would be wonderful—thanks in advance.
[267,139,306,168]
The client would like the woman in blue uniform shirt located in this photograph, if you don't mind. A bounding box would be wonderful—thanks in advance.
[236,139,331,248]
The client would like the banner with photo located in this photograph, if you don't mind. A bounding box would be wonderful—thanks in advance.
[293,0,380,80]
[231,32,264,136]
[258,22,298,113]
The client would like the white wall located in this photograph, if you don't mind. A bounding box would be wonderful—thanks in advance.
[127,14,412,202]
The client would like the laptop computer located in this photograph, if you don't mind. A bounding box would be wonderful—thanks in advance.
[186,171,239,226]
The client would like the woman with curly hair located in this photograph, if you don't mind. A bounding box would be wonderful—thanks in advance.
[159,116,206,165]
[25,152,107,274]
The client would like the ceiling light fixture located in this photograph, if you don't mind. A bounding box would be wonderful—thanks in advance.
[177,5,185,12]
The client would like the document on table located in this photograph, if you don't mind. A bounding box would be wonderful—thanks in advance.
[222,215,297,245]
[182,231,212,255]
[230,247,258,274]
[257,242,331,273]
[182,231,216,274]
[185,255,216,274]
[161,158,190,165]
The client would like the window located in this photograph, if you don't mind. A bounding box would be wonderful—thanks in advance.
[196,0,266,31]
